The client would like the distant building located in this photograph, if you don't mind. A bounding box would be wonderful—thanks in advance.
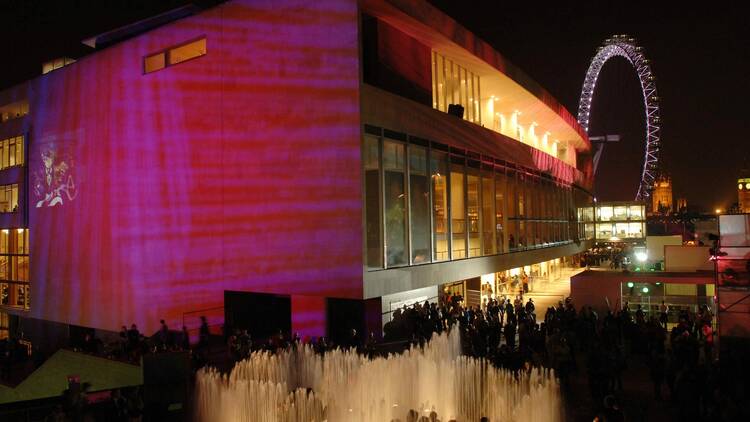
[652,175,673,214]
[578,201,646,244]
[676,197,687,212]
[737,173,750,213]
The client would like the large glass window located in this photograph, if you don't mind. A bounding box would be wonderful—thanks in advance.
[629,205,645,220]
[0,184,19,213]
[598,206,614,222]
[431,152,449,261]
[613,206,628,221]
[628,222,645,238]
[450,162,466,259]
[467,168,481,257]
[495,172,506,253]
[432,51,481,125]
[363,135,382,269]
[384,141,407,267]
[506,170,518,250]
[409,145,431,264]
[0,136,24,170]
[0,228,30,310]
[596,223,614,240]
[481,171,495,255]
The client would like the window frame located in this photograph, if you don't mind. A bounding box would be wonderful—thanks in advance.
[143,35,207,75]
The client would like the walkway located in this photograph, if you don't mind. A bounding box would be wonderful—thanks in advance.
[525,266,585,321]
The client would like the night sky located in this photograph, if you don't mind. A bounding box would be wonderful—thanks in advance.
[1,1,747,211]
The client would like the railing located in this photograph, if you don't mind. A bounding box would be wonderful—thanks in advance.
[182,306,224,343]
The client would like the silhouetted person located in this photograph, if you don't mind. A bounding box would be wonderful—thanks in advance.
[199,316,210,350]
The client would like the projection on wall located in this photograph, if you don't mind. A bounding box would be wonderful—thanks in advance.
[32,143,77,208]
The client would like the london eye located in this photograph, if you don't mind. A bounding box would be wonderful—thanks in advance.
[578,34,661,201]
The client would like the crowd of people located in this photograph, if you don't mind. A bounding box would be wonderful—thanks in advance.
[3,291,744,421]
[380,293,738,420]
[581,245,629,269]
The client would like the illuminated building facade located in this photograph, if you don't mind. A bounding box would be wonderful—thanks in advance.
[0,0,593,343]
[651,175,673,213]
[578,201,646,243]
[737,177,750,213]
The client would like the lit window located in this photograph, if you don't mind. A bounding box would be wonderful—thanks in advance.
[0,184,19,213]
[143,37,206,74]
[0,136,24,170]
[144,52,166,74]
[0,228,29,310]
[168,38,206,65]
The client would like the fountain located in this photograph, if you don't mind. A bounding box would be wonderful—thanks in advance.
[195,330,562,421]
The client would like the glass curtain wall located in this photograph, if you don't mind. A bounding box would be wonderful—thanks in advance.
[495,171,506,253]
[506,169,518,250]
[363,130,590,271]
[481,170,495,255]
[384,141,408,267]
[519,179,526,247]
[0,229,30,309]
[409,145,431,263]
[467,166,481,257]
[450,160,466,259]
[431,151,449,262]
[363,135,382,269]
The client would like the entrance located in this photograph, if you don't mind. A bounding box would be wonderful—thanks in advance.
[224,291,292,341]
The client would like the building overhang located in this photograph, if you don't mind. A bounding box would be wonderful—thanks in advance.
[361,0,590,153]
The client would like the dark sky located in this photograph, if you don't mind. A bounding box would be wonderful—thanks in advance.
[1,1,747,211]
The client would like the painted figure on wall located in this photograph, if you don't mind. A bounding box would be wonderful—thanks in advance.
[33,143,78,208]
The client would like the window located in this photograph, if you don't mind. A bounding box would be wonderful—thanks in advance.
[409,145,431,264]
[450,162,466,258]
[364,135,382,269]
[0,100,29,123]
[431,152,449,261]
[0,184,19,213]
[42,57,76,74]
[0,311,8,340]
[432,51,481,124]
[495,172,506,253]
[467,169,481,257]
[0,228,29,310]
[0,136,24,170]
[168,38,207,65]
[384,141,407,267]
[629,205,644,220]
[144,52,166,73]
[144,37,206,74]
[481,172,495,255]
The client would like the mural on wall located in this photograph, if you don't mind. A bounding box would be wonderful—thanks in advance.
[32,143,77,208]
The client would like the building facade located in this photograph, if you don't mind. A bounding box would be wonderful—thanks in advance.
[651,175,673,213]
[737,177,750,213]
[578,201,646,243]
[0,0,593,343]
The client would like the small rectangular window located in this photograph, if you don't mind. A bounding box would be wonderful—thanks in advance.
[144,52,166,74]
[168,38,206,66]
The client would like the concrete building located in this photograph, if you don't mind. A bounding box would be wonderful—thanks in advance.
[0,0,594,346]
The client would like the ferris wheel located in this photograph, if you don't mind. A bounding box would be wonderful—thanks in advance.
[577,34,661,201]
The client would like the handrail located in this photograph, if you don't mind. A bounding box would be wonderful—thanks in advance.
[182,306,223,316]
